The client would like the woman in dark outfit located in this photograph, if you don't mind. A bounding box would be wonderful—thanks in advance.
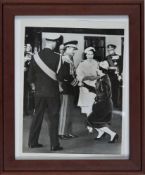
[84,61,119,143]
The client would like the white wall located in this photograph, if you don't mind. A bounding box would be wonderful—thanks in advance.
[42,32,123,67]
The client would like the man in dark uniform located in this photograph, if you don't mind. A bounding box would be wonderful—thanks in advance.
[57,40,79,139]
[106,44,123,108]
[28,33,63,151]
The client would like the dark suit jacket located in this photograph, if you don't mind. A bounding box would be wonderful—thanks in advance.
[28,48,60,97]
[57,59,79,95]
[106,53,123,75]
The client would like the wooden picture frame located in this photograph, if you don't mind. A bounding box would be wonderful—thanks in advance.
[0,0,144,174]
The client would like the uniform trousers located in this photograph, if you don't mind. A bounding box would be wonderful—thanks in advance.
[28,96,60,147]
[108,72,119,107]
[58,95,74,135]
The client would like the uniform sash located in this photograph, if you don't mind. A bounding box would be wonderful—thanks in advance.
[34,53,61,81]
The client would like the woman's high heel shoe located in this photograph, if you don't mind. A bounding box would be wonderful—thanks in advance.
[108,134,119,143]
[94,133,107,140]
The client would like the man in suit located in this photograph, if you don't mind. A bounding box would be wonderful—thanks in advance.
[57,40,79,139]
[106,44,123,108]
[28,33,63,151]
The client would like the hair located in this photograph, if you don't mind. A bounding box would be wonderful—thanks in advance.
[99,66,108,74]
[86,49,95,55]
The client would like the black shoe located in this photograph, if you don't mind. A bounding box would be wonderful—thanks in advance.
[51,145,63,151]
[66,134,78,138]
[94,133,107,140]
[94,137,104,141]
[108,134,119,143]
[59,135,70,140]
[29,143,43,148]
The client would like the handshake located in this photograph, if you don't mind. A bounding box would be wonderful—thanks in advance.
[78,75,98,87]
[82,75,98,81]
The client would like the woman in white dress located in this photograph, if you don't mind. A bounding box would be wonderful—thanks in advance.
[76,47,99,117]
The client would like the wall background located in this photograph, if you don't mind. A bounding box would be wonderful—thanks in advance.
[42,32,123,66]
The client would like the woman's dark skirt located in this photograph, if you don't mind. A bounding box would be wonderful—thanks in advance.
[87,98,113,128]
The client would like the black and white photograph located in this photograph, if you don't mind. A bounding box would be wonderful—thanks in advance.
[15,16,129,160]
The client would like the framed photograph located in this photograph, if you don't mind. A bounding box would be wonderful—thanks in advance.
[15,16,129,160]
[0,0,144,175]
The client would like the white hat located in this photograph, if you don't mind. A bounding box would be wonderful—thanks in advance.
[84,47,95,54]
[99,61,109,70]
[45,33,61,41]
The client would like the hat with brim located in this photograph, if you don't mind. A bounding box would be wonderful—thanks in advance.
[64,40,78,50]
[45,33,61,41]
[99,61,109,70]
[107,44,116,51]
[84,47,95,54]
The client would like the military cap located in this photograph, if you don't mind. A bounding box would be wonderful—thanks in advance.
[63,40,78,50]
[107,44,117,50]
